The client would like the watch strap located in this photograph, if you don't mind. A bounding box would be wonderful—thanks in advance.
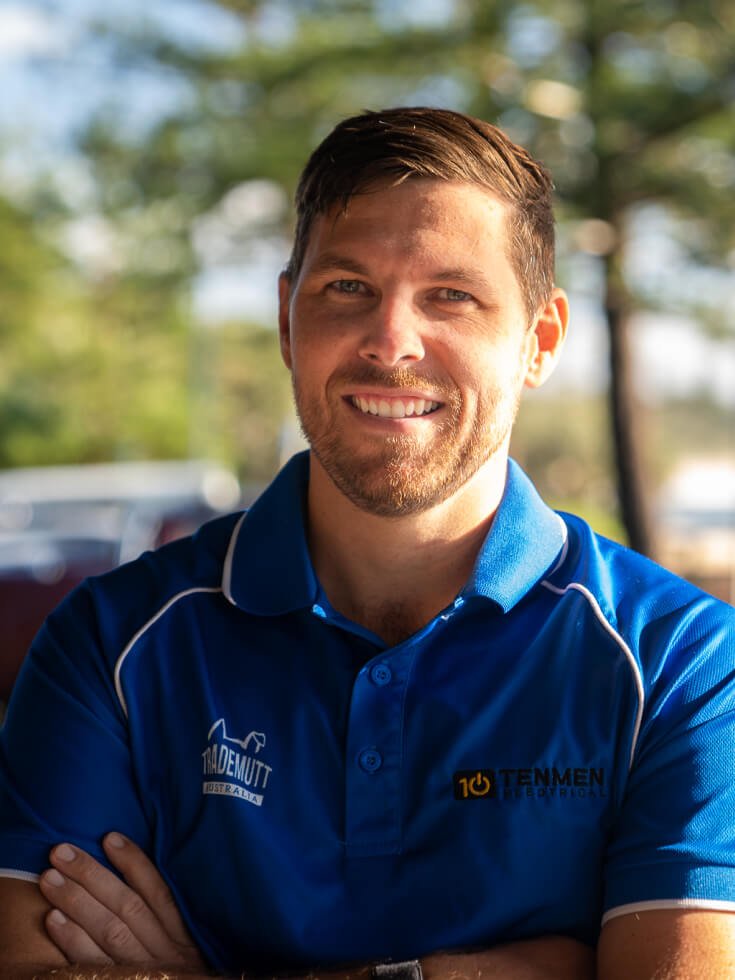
[371,960,423,980]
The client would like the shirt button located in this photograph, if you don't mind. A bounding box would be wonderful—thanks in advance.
[358,748,383,773]
[370,663,392,686]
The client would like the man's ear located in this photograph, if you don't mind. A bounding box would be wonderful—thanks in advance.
[524,288,569,389]
[278,272,293,370]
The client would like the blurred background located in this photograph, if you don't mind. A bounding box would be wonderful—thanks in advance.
[0,0,733,702]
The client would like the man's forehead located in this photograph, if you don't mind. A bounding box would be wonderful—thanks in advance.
[322,175,509,220]
[306,178,510,250]
[296,179,510,273]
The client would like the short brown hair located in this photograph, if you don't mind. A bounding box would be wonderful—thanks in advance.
[285,106,556,318]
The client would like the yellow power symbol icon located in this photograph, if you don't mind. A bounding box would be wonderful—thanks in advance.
[468,771,492,796]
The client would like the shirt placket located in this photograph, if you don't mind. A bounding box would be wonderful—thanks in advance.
[344,647,416,856]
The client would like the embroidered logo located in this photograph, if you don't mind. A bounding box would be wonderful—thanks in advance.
[453,766,607,801]
[202,718,273,806]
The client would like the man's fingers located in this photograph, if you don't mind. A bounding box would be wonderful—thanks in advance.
[40,869,151,963]
[45,843,185,964]
[102,833,204,956]
[45,839,206,970]
[45,907,114,966]
[101,834,190,940]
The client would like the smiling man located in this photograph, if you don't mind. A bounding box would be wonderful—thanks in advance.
[1,107,734,980]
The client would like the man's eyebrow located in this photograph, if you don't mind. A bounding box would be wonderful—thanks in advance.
[304,255,493,292]
[431,268,490,289]
[305,254,370,277]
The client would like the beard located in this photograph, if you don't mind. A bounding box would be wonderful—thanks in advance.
[292,362,523,518]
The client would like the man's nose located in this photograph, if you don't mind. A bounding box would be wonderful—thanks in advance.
[357,298,425,367]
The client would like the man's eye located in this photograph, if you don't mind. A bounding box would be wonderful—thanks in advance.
[437,287,473,302]
[329,279,366,294]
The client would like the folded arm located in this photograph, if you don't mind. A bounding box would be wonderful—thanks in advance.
[0,834,211,979]
[597,908,735,980]
[0,837,593,980]
[4,837,735,979]
[0,877,212,980]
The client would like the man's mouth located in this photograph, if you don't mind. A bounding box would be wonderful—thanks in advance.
[350,395,441,419]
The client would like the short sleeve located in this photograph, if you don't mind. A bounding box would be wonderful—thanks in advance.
[603,601,735,918]
[0,583,152,877]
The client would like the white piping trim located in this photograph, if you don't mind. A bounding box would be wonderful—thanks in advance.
[546,516,569,576]
[0,868,40,883]
[222,511,247,605]
[541,579,645,771]
[603,898,735,925]
[114,587,222,718]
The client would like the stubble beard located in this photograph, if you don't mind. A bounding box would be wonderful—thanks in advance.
[292,365,523,518]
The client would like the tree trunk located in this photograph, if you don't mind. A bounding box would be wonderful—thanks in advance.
[603,260,656,558]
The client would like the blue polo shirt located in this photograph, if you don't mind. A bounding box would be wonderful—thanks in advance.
[1,454,734,974]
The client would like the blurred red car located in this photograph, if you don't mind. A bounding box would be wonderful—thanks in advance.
[0,461,243,708]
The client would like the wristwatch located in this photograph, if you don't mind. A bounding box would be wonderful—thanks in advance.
[371,961,423,980]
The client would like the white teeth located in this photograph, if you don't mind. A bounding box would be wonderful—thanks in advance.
[351,396,439,418]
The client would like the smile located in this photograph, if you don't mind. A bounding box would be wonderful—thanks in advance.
[350,396,441,419]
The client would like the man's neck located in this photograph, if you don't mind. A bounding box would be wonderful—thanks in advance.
[306,453,508,646]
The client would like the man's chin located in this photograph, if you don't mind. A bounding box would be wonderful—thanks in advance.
[321,460,458,518]
[304,419,478,515]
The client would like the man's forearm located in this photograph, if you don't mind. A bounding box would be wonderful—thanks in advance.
[421,941,594,980]
[0,969,214,980]
[3,939,595,980]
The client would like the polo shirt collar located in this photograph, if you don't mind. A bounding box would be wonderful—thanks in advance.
[223,452,318,615]
[462,458,567,612]
[224,453,566,616]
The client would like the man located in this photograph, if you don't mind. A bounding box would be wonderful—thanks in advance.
[1,107,734,980]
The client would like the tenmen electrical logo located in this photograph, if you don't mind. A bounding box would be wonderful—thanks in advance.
[453,766,606,801]
[202,718,273,806]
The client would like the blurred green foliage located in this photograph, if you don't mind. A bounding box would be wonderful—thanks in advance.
[190,322,293,480]
[0,197,191,466]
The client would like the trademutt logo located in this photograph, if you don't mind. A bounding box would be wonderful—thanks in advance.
[202,718,273,807]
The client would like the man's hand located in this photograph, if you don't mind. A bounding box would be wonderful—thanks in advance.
[38,833,209,973]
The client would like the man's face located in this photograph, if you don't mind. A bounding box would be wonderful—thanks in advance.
[279,178,550,517]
